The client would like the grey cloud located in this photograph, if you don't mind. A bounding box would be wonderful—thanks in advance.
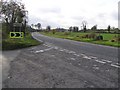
[98,13,106,18]
[28,15,61,28]
[38,7,61,14]
[71,16,84,21]
[111,11,118,20]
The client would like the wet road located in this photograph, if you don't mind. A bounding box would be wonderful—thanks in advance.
[3,32,119,88]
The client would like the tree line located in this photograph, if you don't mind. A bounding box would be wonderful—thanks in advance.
[1,0,28,34]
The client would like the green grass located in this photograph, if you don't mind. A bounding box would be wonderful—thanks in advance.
[2,32,41,50]
[40,31,120,47]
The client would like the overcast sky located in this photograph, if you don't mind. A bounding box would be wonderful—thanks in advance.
[22,0,119,29]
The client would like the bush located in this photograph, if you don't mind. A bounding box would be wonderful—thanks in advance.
[76,35,80,37]
[111,39,115,42]
[81,33,97,39]
[88,33,97,39]
[52,29,56,34]
[64,32,70,35]
[95,35,103,40]
[111,35,120,42]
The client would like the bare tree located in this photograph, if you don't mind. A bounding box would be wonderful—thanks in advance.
[107,25,111,33]
[82,21,87,32]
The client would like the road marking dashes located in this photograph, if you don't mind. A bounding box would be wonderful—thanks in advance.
[90,56,97,59]
[68,51,76,54]
[95,60,106,64]
[111,64,120,68]
[101,59,112,63]
[74,54,80,57]
[83,56,91,60]
[38,43,119,69]
[70,58,76,61]
[93,67,99,70]
[34,47,53,53]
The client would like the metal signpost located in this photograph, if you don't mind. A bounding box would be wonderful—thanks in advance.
[10,23,24,38]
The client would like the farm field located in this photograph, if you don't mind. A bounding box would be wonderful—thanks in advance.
[40,31,120,47]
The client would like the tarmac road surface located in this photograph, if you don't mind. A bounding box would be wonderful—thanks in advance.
[2,32,119,88]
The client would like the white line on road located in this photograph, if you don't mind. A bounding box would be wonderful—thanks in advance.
[35,47,53,53]
[111,64,120,68]
[74,54,80,57]
[83,56,91,60]
[90,56,97,59]
[101,59,112,63]
[95,60,106,64]
[70,58,76,61]
[68,51,76,54]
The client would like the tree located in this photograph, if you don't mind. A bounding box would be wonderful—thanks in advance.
[82,21,87,32]
[46,25,51,31]
[31,24,34,28]
[69,26,73,32]
[37,23,41,30]
[1,0,28,32]
[73,26,79,32]
[91,25,97,31]
[107,25,111,33]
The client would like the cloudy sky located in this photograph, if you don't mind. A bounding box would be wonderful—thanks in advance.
[22,0,119,29]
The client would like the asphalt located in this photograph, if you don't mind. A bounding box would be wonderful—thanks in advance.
[2,32,119,88]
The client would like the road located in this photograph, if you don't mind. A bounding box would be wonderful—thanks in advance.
[3,32,119,88]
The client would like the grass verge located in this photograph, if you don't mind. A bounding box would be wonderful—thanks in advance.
[40,32,120,47]
[2,32,41,51]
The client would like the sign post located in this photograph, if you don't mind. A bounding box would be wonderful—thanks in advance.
[10,23,24,38]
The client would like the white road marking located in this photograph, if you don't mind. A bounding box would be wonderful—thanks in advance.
[44,47,53,51]
[70,58,76,60]
[51,55,55,57]
[95,60,106,64]
[115,63,120,66]
[93,65,97,67]
[90,56,97,59]
[35,50,44,53]
[74,54,80,57]
[54,47,59,50]
[69,51,76,54]
[59,49,64,52]
[111,64,120,68]
[63,49,70,53]
[83,56,91,60]
[81,54,85,56]
[101,59,112,63]
[35,47,53,53]
[93,67,99,70]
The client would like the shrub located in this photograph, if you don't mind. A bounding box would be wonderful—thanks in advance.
[112,35,120,42]
[81,34,89,38]
[64,32,70,35]
[111,39,115,42]
[95,35,103,40]
[88,33,97,39]
[76,35,80,37]
[81,33,97,39]
[52,29,56,34]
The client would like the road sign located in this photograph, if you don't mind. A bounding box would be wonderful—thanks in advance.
[13,23,22,27]
[10,32,24,38]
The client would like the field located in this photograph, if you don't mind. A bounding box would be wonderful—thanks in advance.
[40,31,120,47]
